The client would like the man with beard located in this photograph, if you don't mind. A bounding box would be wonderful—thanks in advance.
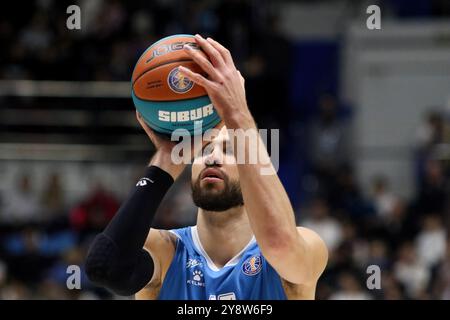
[85,35,328,300]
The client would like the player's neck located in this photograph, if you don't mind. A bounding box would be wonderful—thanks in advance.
[196,206,253,268]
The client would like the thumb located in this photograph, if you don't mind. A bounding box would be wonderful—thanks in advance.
[237,70,245,87]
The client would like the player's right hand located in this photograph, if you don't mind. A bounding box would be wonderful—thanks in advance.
[136,111,186,179]
[136,111,177,153]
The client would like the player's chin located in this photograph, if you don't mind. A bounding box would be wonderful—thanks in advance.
[200,177,225,189]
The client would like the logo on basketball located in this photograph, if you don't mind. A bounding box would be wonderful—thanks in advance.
[168,67,194,93]
[242,255,262,276]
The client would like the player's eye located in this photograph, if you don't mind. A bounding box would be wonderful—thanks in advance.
[223,143,234,155]
[201,143,214,157]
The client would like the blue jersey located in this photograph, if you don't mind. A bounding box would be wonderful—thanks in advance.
[158,226,287,300]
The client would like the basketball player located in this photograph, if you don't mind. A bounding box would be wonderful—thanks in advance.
[85,34,328,299]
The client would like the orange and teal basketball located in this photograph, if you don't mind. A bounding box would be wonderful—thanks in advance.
[131,34,222,136]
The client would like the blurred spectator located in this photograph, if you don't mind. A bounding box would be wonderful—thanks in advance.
[415,215,447,268]
[19,12,53,55]
[3,227,76,258]
[0,260,6,289]
[2,228,54,284]
[244,12,291,129]
[35,279,71,300]
[69,184,119,234]
[381,271,405,300]
[328,164,374,218]
[433,237,450,299]
[309,94,350,184]
[155,169,197,228]
[44,246,96,299]
[394,242,430,298]
[302,198,343,252]
[371,175,400,219]
[366,239,390,271]
[416,110,445,152]
[0,279,31,300]
[382,198,414,246]
[91,0,126,39]
[331,221,366,272]
[1,173,42,224]
[329,272,373,300]
[40,172,66,222]
[415,159,449,217]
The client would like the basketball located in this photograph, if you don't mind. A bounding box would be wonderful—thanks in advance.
[131,34,221,136]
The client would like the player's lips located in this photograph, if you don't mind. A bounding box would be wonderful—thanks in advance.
[200,168,225,182]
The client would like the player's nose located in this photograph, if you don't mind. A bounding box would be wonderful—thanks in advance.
[204,147,223,166]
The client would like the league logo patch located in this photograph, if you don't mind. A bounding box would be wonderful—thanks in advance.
[167,67,194,93]
[242,255,262,276]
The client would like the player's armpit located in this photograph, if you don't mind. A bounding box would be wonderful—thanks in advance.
[144,229,178,282]
[281,278,317,300]
[135,229,178,299]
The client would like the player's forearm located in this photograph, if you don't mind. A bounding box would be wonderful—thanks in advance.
[237,157,315,283]
[232,125,298,252]
[233,126,317,284]
[150,149,186,180]
[239,166,298,248]
[102,165,173,251]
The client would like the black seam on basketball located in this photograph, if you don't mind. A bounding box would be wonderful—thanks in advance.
[144,116,219,132]
[132,58,194,86]
[140,112,220,134]
[134,94,209,103]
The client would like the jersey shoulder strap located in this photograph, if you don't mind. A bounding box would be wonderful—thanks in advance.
[168,225,196,253]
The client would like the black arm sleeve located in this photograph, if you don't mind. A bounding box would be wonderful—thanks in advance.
[85,165,174,296]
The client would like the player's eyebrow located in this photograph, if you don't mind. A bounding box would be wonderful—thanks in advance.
[201,141,213,152]
[200,133,231,153]
[200,139,225,154]
[196,141,213,157]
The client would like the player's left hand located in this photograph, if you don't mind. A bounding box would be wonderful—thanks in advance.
[178,34,255,130]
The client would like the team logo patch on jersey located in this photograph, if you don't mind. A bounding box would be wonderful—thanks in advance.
[242,255,262,276]
[167,67,194,93]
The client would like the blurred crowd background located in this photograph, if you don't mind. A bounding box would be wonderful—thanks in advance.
[1,0,450,299]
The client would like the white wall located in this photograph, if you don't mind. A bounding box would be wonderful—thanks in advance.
[342,21,450,198]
